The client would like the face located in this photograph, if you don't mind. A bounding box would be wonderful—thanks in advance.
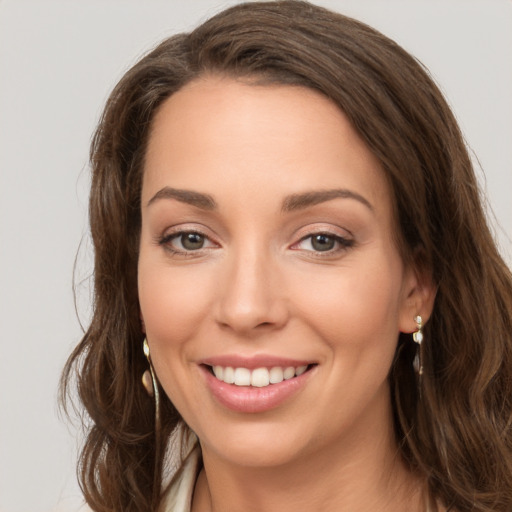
[138,76,424,469]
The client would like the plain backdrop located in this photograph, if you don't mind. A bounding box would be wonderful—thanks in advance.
[0,1,511,511]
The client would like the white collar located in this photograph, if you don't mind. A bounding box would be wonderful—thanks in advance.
[160,440,201,512]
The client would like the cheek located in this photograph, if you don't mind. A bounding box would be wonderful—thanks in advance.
[137,261,217,412]
[293,253,405,354]
[138,262,215,347]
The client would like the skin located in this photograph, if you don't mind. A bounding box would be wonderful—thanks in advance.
[138,76,435,512]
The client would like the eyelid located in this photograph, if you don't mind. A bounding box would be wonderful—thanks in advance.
[289,224,355,255]
[158,222,216,239]
[156,224,220,255]
[291,223,353,242]
[291,233,353,249]
[161,231,216,247]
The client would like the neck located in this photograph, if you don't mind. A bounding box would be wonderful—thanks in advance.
[192,394,424,512]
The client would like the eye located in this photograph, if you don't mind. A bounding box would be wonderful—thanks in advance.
[177,232,206,250]
[309,234,336,252]
[159,230,217,254]
[293,232,353,254]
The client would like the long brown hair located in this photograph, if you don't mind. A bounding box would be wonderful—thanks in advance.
[61,2,512,510]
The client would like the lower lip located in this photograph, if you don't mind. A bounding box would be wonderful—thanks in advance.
[201,366,313,413]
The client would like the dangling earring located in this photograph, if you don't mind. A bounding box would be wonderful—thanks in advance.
[142,369,154,397]
[412,315,424,377]
[142,338,161,432]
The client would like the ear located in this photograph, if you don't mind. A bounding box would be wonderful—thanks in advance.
[398,261,437,334]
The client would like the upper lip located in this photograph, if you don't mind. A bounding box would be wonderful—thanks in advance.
[199,354,315,370]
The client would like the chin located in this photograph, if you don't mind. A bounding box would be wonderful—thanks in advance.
[196,419,314,469]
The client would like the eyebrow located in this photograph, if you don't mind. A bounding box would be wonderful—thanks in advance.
[281,189,374,212]
[147,187,217,210]
[146,186,373,213]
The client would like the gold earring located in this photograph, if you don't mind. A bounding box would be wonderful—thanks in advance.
[142,338,161,431]
[412,315,423,376]
[142,370,154,397]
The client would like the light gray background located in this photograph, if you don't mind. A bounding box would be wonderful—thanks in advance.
[1,1,511,511]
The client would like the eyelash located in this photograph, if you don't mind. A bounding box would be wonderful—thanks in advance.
[158,230,216,257]
[158,229,354,258]
[293,232,354,253]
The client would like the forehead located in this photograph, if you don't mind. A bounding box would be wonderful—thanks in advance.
[142,76,391,217]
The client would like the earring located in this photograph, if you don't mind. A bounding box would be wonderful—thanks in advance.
[142,370,154,397]
[142,338,161,431]
[412,315,424,376]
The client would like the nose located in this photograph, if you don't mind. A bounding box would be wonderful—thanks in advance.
[214,246,289,336]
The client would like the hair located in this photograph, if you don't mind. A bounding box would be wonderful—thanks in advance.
[61,1,512,511]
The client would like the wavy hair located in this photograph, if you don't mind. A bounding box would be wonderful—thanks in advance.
[61,2,512,511]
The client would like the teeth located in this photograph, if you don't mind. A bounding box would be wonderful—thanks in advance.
[295,365,307,376]
[213,366,224,380]
[269,367,284,384]
[251,368,270,387]
[211,364,310,387]
[223,366,235,384]
[234,367,251,386]
[283,367,295,380]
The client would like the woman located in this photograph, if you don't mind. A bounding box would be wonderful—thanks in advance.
[61,1,512,511]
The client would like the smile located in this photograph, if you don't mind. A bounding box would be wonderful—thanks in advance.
[201,360,316,413]
[210,365,309,387]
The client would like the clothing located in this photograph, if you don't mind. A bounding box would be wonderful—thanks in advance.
[161,442,201,512]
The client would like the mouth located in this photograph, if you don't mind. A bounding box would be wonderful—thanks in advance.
[205,364,316,388]
[199,356,317,413]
